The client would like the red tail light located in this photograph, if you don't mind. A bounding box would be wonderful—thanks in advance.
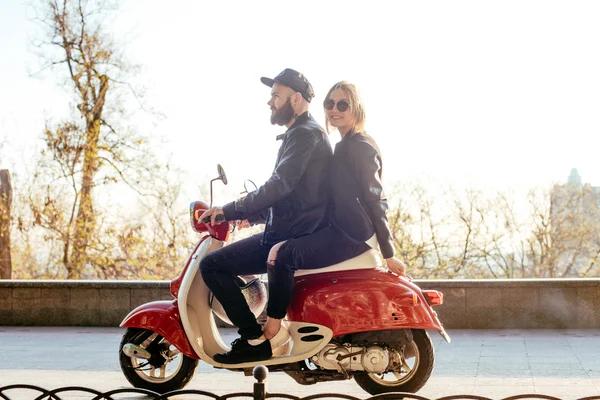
[423,290,443,306]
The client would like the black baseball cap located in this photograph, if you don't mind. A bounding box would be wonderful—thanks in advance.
[261,68,315,103]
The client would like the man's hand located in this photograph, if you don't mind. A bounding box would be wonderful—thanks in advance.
[198,206,226,226]
[235,219,251,231]
[385,257,406,276]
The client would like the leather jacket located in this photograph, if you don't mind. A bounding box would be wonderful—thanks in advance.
[222,112,333,245]
[329,132,395,258]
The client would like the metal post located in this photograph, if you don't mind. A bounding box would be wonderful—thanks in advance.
[252,365,268,400]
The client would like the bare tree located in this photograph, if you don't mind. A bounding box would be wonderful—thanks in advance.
[387,183,600,279]
[387,183,430,276]
[28,0,155,278]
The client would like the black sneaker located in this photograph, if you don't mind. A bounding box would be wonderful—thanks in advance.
[213,338,272,364]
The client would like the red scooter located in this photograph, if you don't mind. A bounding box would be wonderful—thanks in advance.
[118,165,450,395]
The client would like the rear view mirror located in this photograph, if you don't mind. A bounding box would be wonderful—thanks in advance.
[217,164,228,185]
[210,164,228,207]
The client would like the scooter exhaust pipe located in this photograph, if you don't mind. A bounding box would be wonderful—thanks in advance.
[122,343,152,359]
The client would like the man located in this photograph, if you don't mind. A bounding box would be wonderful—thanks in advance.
[199,68,332,364]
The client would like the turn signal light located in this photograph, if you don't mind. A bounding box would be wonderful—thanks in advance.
[423,290,443,306]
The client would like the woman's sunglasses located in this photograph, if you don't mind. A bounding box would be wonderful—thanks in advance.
[323,99,351,112]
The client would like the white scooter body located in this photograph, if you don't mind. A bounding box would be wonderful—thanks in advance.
[177,236,337,369]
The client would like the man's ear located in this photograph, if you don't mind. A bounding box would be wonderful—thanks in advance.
[292,92,303,107]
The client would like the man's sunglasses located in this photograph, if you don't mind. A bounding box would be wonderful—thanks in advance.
[323,99,351,112]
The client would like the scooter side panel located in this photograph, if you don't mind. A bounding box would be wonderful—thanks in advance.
[170,237,206,299]
[288,268,443,337]
[120,300,199,359]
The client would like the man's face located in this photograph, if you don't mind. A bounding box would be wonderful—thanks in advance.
[268,82,295,126]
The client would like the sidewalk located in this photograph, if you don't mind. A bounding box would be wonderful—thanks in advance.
[1,327,599,399]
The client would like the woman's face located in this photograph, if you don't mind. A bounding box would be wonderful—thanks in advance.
[324,88,354,134]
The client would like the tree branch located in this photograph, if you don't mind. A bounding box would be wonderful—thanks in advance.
[97,155,150,197]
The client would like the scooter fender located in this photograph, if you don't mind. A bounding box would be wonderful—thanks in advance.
[120,300,199,359]
[288,268,444,337]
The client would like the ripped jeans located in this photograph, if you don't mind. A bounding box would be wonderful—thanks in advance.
[267,225,370,319]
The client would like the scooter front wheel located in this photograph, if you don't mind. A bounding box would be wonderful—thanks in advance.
[119,327,199,393]
[353,329,434,394]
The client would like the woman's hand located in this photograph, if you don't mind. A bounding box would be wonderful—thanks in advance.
[385,257,406,276]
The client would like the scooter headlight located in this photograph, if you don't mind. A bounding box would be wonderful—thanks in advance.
[210,277,268,326]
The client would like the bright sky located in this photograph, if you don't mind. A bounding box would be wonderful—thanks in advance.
[2,0,600,204]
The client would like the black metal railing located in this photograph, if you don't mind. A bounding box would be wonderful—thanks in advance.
[1,366,600,400]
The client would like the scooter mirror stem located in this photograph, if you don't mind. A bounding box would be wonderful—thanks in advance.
[209,178,218,208]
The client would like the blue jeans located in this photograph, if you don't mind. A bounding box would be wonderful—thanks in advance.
[200,228,369,339]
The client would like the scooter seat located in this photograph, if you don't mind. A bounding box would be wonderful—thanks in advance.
[295,235,383,277]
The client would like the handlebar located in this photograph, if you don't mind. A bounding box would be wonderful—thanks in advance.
[200,214,226,224]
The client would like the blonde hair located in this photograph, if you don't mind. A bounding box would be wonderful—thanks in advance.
[324,81,366,134]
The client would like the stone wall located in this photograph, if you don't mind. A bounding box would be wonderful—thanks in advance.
[0,281,169,326]
[418,279,600,329]
[1,279,599,328]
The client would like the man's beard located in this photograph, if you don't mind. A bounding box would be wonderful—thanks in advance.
[270,98,295,126]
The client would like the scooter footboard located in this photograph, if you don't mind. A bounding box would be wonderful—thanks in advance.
[120,300,199,359]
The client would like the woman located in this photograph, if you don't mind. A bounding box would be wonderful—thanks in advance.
[261,81,406,343]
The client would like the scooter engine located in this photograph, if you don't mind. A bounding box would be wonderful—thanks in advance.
[362,346,390,373]
[312,343,390,374]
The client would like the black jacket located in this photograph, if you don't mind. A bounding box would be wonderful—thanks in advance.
[329,132,395,258]
[222,112,332,245]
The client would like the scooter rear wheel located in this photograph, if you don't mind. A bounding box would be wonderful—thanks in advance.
[354,329,434,394]
[119,327,199,393]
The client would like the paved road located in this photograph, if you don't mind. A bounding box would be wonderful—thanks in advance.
[1,327,600,399]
